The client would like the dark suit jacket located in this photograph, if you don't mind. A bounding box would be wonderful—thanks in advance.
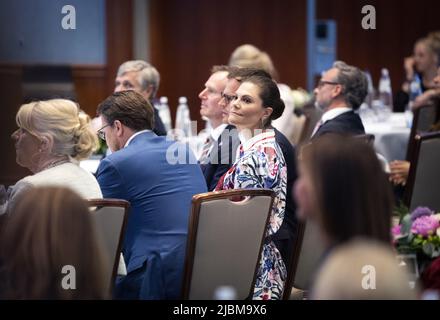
[96,131,207,299]
[313,110,365,138]
[200,125,240,191]
[152,106,167,136]
[272,128,298,266]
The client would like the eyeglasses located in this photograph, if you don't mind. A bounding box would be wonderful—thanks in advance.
[97,124,111,141]
[221,92,237,104]
[317,80,340,88]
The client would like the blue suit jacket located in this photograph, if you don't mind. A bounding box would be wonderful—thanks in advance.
[200,125,240,191]
[96,131,207,299]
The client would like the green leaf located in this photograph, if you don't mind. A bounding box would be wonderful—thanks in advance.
[401,215,412,235]
[422,243,435,258]
[393,202,409,223]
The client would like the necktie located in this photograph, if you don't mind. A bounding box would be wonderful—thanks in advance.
[199,136,214,164]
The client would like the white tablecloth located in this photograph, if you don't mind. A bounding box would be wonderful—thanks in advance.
[362,112,412,162]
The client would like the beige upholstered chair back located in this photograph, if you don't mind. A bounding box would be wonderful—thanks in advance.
[289,113,309,146]
[302,102,323,141]
[404,132,440,211]
[182,189,274,300]
[88,199,130,294]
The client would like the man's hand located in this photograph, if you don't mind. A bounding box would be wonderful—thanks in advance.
[389,160,411,186]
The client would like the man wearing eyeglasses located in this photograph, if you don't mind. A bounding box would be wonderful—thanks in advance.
[311,61,367,138]
[198,66,240,190]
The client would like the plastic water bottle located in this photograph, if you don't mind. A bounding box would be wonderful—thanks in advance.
[408,73,423,110]
[378,68,393,111]
[158,96,172,132]
[364,70,375,108]
[175,96,192,138]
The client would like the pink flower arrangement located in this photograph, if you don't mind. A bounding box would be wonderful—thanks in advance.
[411,216,440,237]
[393,206,440,259]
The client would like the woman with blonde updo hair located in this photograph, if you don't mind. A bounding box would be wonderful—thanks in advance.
[229,44,278,80]
[1,99,102,215]
[228,44,296,139]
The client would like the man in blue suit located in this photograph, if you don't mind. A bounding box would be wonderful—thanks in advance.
[311,61,367,139]
[96,91,207,299]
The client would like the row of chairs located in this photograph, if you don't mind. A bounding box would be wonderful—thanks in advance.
[90,188,319,300]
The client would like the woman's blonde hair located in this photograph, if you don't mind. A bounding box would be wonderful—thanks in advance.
[416,36,440,66]
[16,99,98,160]
[228,44,278,80]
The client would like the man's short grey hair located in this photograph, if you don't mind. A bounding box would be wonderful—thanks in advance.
[332,61,368,110]
[117,60,160,98]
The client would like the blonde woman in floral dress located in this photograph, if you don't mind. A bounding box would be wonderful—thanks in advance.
[216,75,287,300]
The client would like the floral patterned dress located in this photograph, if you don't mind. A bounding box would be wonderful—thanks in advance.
[215,130,287,300]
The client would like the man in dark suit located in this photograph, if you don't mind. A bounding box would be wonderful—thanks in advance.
[96,91,207,299]
[115,60,167,136]
[311,61,367,138]
[223,68,298,267]
[198,66,240,190]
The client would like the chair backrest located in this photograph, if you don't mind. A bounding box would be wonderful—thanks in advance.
[406,103,439,161]
[182,189,275,300]
[286,220,326,299]
[87,199,130,294]
[289,113,309,146]
[404,131,440,211]
[302,101,324,141]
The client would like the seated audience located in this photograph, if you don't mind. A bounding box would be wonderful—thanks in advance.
[95,91,207,299]
[215,75,287,300]
[1,99,102,215]
[0,186,108,299]
[294,135,417,299]
[311,61,367,139]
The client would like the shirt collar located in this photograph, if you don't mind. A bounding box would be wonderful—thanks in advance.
[321,107,352,124]
[124,129,151,148]
[210,123,228,141]
[239,129,275,153]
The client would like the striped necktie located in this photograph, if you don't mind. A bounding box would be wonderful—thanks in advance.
[199,136,214,164]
